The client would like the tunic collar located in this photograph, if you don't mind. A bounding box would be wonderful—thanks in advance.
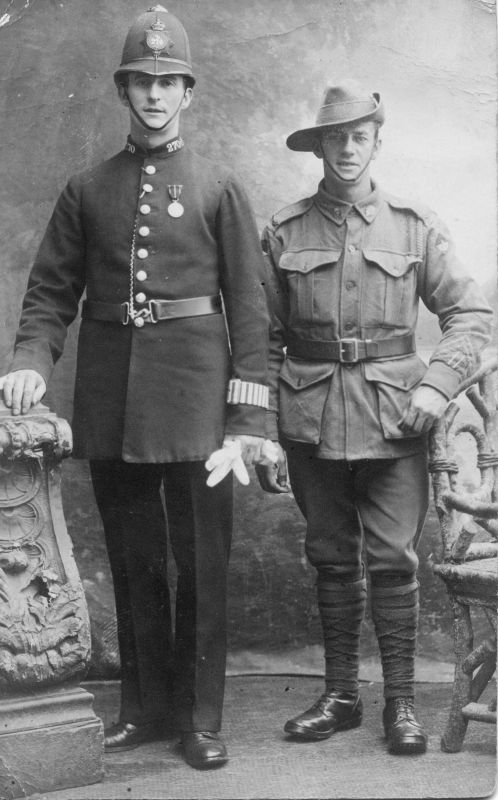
[314,179,381,225]
[124,135,185,159]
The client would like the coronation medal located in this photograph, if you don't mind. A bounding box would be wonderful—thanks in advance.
[168,184,184,218]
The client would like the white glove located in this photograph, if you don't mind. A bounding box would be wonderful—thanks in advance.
[257,439,281,465]
[205,439,250,487]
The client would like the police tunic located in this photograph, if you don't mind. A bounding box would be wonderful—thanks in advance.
[262,180,493,459]
[12,137,268,461]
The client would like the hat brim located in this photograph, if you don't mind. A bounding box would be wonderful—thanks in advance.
[286,107,384,151]
[114,58,195,86]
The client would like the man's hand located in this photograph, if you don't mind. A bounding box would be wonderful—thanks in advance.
[398,385,448,435]
[0,370,47,415]
[224,434,266,465]
[255,441,289,494]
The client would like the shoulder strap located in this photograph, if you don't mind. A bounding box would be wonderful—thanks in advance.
[271,197,314,227]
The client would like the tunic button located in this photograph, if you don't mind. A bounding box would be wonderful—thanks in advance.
[135,292,146,303]
[144,165,156,175]
[142,183,153,193]
[134,317,145,328]
[345,280,356,290]
[140,204,151,215]
[345,322,354,331]
[138,226,150,237]
[136,270,147,282]
[137,248,148,259]
[348,244,357,253]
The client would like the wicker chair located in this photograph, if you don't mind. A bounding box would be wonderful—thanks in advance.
[428,355,497,753]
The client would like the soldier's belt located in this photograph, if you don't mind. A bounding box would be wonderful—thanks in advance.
[82,295,222,325]
[287,333,415,363]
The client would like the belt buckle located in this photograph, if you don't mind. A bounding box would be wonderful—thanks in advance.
[339,338,359,363]
[147,300,159,323]
[121,302,130,325]
[121,301,158,325]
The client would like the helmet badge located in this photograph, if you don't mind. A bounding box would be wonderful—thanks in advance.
[145,11,174,57]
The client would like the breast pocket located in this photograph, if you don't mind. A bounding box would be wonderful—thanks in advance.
[363,249,420,328]
[278,357,336,443]
[364,355,427,439]
[279,248,342,324]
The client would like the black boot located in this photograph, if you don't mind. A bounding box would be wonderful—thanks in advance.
[104,720,164,752]
[284,690,363,740]
[371,576,426,754]
[181,731,228,769]
[383,697,427,755]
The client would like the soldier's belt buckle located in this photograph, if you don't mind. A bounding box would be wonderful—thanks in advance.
[339,338,360,363]
[121,302,130,325]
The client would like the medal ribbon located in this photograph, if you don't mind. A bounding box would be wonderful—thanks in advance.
[168,185,183,202]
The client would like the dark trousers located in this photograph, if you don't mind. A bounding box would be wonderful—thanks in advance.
[284,444,429,578]
[90,459,233,732]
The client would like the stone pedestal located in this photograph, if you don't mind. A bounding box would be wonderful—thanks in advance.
[0,401,103,799]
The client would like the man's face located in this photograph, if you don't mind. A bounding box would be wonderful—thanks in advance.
[119,73,192,130]
[318,121,380,183]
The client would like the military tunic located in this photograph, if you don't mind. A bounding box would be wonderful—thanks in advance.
[262,180,493,458]
[12,137,268,460]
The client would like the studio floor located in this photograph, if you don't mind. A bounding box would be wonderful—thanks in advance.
[29,673,496,800]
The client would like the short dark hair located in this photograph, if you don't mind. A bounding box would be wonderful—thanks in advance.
[118,72,192,90]
[320,120,381,143]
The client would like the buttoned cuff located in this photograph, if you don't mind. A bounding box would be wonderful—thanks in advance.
[421,359,462,400]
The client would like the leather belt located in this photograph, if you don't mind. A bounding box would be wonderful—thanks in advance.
[287,333,415,363]
[82,295,222,325]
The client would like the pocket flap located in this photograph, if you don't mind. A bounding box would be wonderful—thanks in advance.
[279,357,336,390]
[279,249,342,274]
[364,355,427,391]
[363,249,420,278]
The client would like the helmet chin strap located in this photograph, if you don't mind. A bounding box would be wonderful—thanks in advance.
[124,86,186,133]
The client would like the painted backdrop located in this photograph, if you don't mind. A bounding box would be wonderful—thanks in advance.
[0,0,496,676]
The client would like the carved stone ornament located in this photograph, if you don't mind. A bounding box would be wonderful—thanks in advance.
[0,400,103,798]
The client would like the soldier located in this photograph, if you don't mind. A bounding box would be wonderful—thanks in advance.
[257,80,493,755]
[0,6,270,770]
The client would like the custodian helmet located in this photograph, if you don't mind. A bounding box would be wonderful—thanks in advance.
[114,5,195,87]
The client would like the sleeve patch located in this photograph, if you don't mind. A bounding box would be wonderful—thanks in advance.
[435,234,449,253]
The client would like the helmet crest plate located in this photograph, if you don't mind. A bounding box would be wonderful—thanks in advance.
[145,28,173,55]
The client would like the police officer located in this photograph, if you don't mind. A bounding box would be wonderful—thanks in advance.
[0,6,269,770]
[257,80,493,755]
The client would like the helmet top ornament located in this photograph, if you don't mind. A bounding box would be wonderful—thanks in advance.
[114,5,195,86]
[145,8,173,57]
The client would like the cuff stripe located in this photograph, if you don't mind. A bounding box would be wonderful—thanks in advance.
[227,379,269,408]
